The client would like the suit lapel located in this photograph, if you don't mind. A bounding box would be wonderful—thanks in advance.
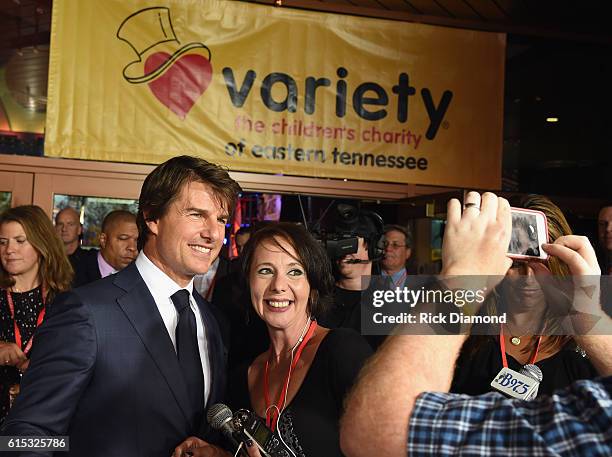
[113,264,193,424]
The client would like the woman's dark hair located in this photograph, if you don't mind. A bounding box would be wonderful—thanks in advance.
[137,155,242,250]
[0,205,73,301]
[240,222,334,319]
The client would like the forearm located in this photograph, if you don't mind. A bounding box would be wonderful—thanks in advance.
[574,330,612,376]
[340,333,466,457]
[2,293,96,436]
[567,286,612,376]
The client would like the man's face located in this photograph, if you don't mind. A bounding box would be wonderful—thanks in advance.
[337,237,370,279]
[236,232,251,256]
[100,219,138,271]
[146,181,228,287]
[598,207,612,251]
[382,230,411,273]
[55,208,82,245]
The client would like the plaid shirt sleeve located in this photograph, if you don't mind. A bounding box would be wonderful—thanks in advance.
[408,376,612,456]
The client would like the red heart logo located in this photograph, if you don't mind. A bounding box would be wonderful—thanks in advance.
[145,52,212,119]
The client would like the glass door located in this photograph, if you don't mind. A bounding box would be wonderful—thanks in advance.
[0,170,34,210]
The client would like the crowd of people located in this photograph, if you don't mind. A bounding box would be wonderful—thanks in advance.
[0,155,609,456]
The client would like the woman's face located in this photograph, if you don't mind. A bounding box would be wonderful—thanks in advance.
[0,221,41,281]
[249,237,311,332]
[501,261,546,309]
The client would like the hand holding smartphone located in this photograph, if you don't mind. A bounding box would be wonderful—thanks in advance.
[508,207,549,261]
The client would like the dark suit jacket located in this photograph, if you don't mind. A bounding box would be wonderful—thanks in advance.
[1,263,227,457]
[71,248,102,288]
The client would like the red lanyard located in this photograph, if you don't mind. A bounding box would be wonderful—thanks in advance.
[499,324,542,368]
[6,286,47,355]
[263,320,317,431]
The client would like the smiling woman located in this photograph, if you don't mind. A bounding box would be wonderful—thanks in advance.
[0,205,73,420]
[173,223,373,457]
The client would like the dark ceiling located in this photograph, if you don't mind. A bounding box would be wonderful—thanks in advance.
[0,0,51,63]
[2,0,610,64]
[250,0,612,42]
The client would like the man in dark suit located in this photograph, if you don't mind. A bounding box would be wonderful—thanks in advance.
[72,210,138,287]
[55,206,92,281]
[2,156,242,457]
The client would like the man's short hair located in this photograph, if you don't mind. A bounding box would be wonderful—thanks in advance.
[55,206,80,224]
[599,204,612,214]
[136,155,242,250]
[101,210,137,233]
[383,224,413,248]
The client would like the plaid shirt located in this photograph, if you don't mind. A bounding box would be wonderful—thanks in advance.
[409,376,612,456]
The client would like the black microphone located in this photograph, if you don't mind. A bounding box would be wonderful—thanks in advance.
[206,403,248,456]
[343,259,372,264]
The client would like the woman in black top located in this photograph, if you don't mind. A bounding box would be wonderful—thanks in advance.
[174,223,372,457]
[0,205,73,421]
[452,195,598,397]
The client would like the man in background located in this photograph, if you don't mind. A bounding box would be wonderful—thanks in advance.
[55,207,91,276]
[234,226,251,257]
[597,205,612,275]
[319,213,385,349]
[380,224,412,288]
[73,210,138,286]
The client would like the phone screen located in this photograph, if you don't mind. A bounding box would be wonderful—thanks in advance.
[509,212,541,256]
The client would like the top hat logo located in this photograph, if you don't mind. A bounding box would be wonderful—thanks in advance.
[117,7,213,119]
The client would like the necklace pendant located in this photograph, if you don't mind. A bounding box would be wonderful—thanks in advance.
[510,336,522,346]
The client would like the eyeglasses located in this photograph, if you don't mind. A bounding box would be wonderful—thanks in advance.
[383,241,408,249]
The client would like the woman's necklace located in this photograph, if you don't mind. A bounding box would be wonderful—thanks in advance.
[506,327,526,346]
[504,320,544,346]
[263,319,317,431]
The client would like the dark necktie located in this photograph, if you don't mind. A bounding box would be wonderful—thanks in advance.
[171,289,204,421]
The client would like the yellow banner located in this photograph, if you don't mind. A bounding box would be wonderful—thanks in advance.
[45,0,505,188]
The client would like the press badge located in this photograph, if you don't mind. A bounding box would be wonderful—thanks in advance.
[491,367,539,400]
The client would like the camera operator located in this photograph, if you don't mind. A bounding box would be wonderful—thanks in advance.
[318,213,385,350]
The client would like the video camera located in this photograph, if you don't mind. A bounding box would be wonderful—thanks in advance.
[314,203,385,261]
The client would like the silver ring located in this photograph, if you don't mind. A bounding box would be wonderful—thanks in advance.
[464,202,480,210]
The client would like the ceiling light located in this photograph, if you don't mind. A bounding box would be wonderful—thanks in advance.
[546,117,559,123]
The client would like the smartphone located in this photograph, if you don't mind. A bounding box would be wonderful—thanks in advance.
[508,207,549,260]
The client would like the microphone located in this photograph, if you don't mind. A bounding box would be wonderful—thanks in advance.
[206,403,246,455]
[520,364,543,382]
[490,363,542,400]
[519,364,543,400]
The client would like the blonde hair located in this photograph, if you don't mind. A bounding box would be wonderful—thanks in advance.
[472,195,573,354]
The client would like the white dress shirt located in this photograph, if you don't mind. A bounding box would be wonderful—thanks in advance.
[193,256,219,300]
[135,252,211,405]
